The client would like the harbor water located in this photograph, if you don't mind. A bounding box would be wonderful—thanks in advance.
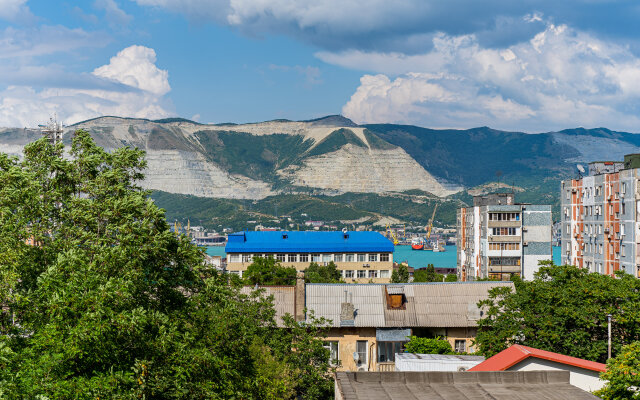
[206,245,562,269]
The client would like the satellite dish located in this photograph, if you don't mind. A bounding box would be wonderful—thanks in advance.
[577,164,586,174]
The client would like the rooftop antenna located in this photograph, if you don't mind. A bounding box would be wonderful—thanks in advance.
[40,114,63,145]
[577,164,585,179]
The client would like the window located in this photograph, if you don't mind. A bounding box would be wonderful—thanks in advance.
[288,254,298,262]
[622,203,626,215]
[622,245,626,257]
[368,253,378,262]
[454,340,466,353]
[599,244,603,254]
[357,270,366,278]
[356,341,367,366]
[229,254,241,263]
[322,254,332,262]
[242,254,252,263]
[380,270,390,278]
[345,253,355,262]
[312,254,321,262]
[299,254,309,263]
[344,270,354,278]
[377,341,405,363]
[276,253,286,262]
[369,270,378,278]
[623,183,627,194]
[357,254,366,262]
[380,253,390,262]
[334,254,343,262]
[324,341,339,366]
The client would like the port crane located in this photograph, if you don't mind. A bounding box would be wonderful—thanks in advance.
[386,223,399,245]
[426,203,438,239]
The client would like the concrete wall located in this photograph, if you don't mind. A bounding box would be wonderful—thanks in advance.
[507,358,605,392]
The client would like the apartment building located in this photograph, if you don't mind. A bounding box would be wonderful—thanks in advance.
[457,193,552,281]
[225,230,394,283]
[560,155,640,277]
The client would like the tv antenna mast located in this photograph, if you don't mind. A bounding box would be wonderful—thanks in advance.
[40,114,63,145]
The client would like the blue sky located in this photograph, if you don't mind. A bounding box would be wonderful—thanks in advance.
[1,0,640,132]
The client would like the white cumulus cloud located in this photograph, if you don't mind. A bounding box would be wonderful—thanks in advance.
[0,45,173,128]
[337,23,640,132]
[0,0,33,22]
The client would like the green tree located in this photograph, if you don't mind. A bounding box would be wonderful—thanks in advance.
[414,264,446,282]
[596,341,640,399]
[244,256,297,285]
[475,261,640,362]
[0,131,333,399]
[404,336,453,354]
[445,273,457,282]
[391,264,409,283]
[305,261,342,283]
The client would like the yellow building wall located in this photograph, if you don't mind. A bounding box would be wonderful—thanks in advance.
[226,259,394,283]
[324,326,480,372]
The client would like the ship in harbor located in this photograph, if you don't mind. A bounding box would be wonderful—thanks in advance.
[411,237,425,250]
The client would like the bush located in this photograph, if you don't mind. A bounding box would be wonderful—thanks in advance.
[403,336,453,355]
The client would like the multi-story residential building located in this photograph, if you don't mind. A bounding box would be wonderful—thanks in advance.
[225,230,394,283]
[560,155,640,277]
[457,193,552,281]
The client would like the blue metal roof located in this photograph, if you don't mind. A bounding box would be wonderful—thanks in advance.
[225,231,394,253]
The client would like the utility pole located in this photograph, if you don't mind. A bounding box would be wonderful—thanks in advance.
[607,314,612,360]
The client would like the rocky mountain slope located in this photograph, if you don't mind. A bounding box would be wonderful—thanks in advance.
[2,116,640,225]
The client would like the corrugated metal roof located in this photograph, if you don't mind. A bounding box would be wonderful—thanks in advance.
[335,371,600,400]
[225,230,394,253]
[240,286,295,327]
[306,282,514,328]
[396,353,485,362]
[306,284,385,328]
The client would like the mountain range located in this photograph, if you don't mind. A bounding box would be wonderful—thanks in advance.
[2,115,639,229]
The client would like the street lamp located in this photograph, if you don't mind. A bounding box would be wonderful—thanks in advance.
[607,314,612,360]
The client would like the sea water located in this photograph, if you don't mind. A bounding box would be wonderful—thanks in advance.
[206,245,562,269]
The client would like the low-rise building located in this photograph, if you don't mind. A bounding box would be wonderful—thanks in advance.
[469,344,607,392]
[560,155,640,277]
[457,193,552,281]
[305,281,514,372]
[225,230,394,283]
[394,353,485,372]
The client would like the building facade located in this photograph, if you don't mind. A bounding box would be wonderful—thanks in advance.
[457,193,552,281]
[560,156,640,277]
[225,230,394,283]
[306,282,514,372]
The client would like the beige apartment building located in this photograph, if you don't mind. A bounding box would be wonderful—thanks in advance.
[225,230,394,283]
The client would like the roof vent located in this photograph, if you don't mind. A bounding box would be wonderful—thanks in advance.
[282,233,288,239]
[342,227,349,239]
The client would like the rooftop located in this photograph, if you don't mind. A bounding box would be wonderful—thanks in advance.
[468,345,607,373]
[334,371,600,400]
[225,230,394,254]
[306,282,514,328]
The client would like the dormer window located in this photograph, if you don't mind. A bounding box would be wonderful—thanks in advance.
[386,286,406,310]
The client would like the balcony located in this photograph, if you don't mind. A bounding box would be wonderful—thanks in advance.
[489,265,521,274]
[488,235,521,242]
[488,221,521,228]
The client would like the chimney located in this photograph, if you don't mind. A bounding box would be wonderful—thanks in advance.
[295,271,305,322]
[340,290,355,326]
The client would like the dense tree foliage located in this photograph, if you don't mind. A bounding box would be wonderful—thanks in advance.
[596,341,640,399]
[244,256,298,285]
[0,131,334,399]
[305,261,343,283]
[391,264,410,283]
[414,264,446,282]
[475,261,640,363]
[404,336,453,355]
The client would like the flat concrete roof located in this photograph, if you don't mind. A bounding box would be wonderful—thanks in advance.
[335,371,600,400]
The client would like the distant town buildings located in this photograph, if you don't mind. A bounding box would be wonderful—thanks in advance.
[561,155,640,277]
[457,193,552,281]
[225,230,394,282]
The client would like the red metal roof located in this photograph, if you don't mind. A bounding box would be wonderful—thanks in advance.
[468,345,607,373]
